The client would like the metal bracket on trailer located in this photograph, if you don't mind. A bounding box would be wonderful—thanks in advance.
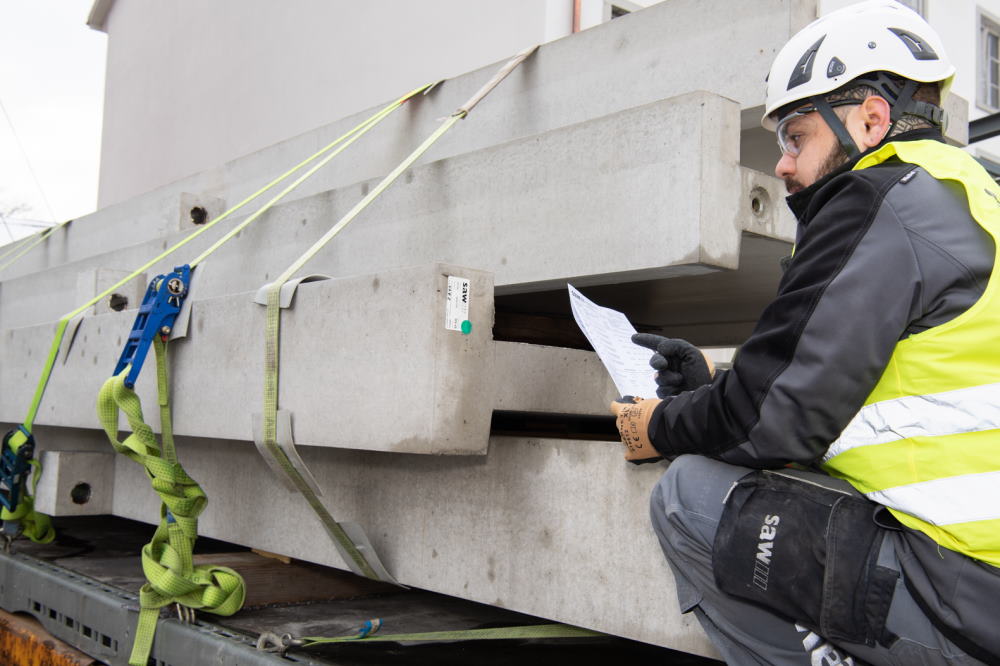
[0,550,327,666]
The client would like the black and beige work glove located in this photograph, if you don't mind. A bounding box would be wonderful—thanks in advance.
[610,396,663,465]
[631,333,715,399]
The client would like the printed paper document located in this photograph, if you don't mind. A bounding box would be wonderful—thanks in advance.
[568,284,657,399]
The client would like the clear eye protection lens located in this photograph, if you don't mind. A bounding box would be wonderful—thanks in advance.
[776,112,806,157]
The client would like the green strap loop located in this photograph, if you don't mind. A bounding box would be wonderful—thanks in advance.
[297,623,602,646]
[97,339,246,666]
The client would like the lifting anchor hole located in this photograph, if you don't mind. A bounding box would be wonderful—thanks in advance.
[70,482,91,505]
[190,206,208,225]
[109,293,128,312]
[749,187,770,218]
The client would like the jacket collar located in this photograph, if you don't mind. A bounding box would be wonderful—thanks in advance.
[785,128,944,223]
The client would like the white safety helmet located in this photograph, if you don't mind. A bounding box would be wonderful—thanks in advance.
[762,0,955,131]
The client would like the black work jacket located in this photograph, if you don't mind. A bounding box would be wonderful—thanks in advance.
[648,128,1000,661]
[649,128,994,466]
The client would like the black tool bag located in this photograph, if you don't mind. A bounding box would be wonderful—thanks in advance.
[712,469,898,647]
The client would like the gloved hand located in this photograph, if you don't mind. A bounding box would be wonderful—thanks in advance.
[631,334,714,399]
[610,396,663,464]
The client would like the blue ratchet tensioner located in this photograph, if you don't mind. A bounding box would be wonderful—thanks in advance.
[0,425,35,512]
[113,265,191,389]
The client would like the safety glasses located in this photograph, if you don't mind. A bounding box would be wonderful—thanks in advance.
[775,100,861,157]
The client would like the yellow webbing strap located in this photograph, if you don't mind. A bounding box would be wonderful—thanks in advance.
[5,84,430,542]
[97,339,245,666]
[257,45,537,580]
[257,620,602,653]
[0,218,73,274]
[300,623,603,645]
[0,234,32,263]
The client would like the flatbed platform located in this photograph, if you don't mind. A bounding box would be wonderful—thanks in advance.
[3,515,720,665]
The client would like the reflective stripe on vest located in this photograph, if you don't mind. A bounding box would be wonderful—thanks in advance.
[866,471,1000,526]
[822,139,1000,567]
[823,381,1000,462]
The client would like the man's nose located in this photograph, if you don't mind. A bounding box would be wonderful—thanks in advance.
[774,152,796,180]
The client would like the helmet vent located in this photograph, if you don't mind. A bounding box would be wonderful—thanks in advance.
[787,36,826,90]
[888,27,939,61]
[827,57,846,78]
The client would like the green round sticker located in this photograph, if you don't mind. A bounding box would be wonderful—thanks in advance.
[460,320,472,335]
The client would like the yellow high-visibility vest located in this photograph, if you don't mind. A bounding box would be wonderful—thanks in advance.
[822,139,1000,567]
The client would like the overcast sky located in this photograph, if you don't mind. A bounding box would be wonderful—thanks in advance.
[0,0,105,232]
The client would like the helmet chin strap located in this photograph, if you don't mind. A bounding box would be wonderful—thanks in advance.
[810,77,926,161]
[811,95,861,160]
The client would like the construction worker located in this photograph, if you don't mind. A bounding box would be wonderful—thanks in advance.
[611,1,1000,664]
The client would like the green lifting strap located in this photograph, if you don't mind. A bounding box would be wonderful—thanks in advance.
[256,44,537,582]
[0,233,33,263]
[302,623,603,644]
[0,218,73,274]
[97,338,246,666]
[259,621,603,654]
[87,84,436,665]
[4,83,432,544]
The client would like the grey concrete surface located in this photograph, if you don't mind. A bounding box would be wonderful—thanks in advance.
[1,264,495,456]
[74,268,147,317]
[2,0,815,283]
[33,450,115,516]
[107,432,717,657]
[741,167,798,242]
[0,93,750,330]
[493,342,619,415]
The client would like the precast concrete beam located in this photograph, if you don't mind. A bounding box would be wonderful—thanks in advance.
[108,432,717,658]
[0,0,816,281]
[2,93,746,329]
[493,342,618,415]
[33,451,115,517]
[741,166,797,242]
[1,264,495,456]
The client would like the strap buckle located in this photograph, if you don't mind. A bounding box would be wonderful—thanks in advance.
[0,426,35,512]
[112,265,191,389]
[255,632,303,655]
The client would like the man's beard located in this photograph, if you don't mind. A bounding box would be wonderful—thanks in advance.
[784,143,851,194]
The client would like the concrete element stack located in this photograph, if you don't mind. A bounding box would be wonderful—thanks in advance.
[0,0,969,657]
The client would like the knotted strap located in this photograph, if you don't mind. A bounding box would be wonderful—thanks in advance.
[97,338,245,666]
[0,459,54,543]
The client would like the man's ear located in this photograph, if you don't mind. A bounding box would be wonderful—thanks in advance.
[855,95,892,149]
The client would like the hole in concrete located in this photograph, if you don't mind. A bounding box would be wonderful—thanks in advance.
[109,293,128,312]
[70,482,91,505]
[750,187,770,217]
[190,206,208,225]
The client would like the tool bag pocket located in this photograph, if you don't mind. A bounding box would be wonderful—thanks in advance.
[712,470,897,646]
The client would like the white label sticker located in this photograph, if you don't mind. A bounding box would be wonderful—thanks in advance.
[445,276,471,332]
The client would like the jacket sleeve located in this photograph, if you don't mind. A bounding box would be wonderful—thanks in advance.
[650,170,923,467]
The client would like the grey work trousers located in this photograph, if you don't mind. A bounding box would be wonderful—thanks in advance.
[649,455,984,666]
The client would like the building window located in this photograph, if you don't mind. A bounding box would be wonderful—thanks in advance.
[894,0,925,17]
[983,12,1000,111]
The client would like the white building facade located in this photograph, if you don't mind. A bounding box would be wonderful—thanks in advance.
[88,0,1000,207]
